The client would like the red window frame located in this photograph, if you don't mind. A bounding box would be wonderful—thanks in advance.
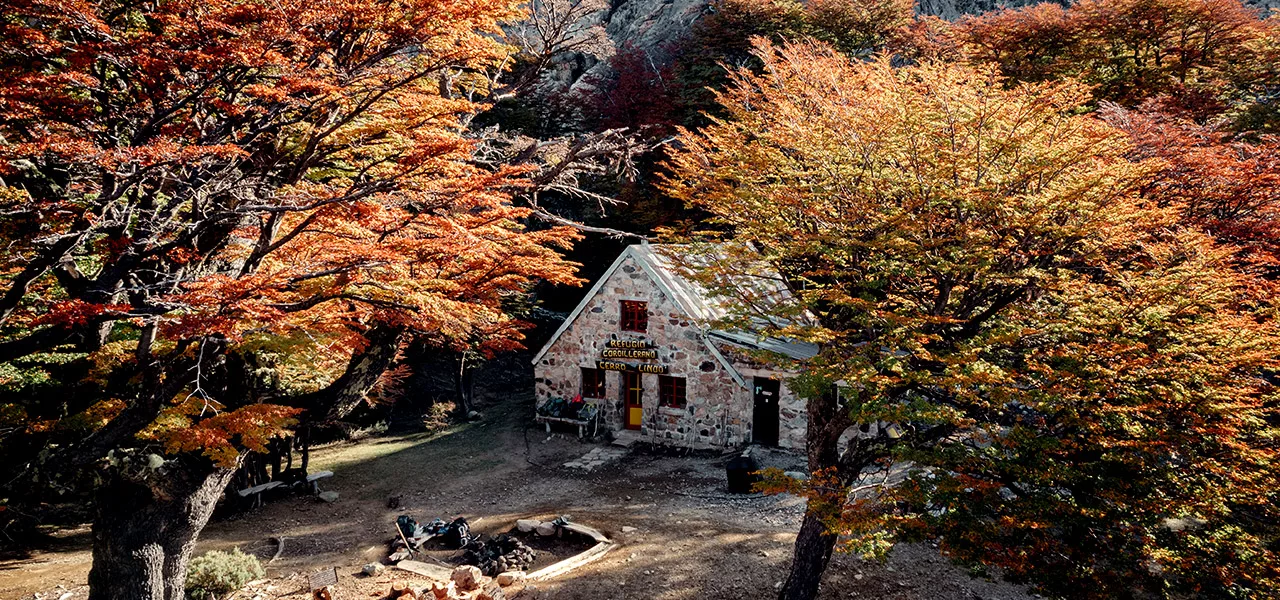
[581,367,607,399]
[620,300,648,332]
[659,375,687,409]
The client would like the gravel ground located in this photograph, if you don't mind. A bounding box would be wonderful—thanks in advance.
[1,368,1035,600]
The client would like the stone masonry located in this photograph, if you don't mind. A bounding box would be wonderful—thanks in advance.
[533,246,805,450]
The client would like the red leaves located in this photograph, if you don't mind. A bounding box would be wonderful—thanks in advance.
[1102,104,1280,275]
[32,300,131,327]
[158,403,302,467]
[0,0,583,484]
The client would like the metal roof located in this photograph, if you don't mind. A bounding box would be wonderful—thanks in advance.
[531,243,818,369]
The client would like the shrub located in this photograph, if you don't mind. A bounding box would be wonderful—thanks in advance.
[185,548,265,600]
[423,401,456,433]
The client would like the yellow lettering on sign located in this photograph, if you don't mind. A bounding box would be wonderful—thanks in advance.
[601,348,658,359]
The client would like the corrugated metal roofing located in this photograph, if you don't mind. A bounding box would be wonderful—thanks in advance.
[533,243,819,365]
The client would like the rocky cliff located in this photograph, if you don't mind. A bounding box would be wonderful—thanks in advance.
[590,0,1277,58]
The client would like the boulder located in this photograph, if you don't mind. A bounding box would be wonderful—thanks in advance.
[496,572,525,587]
[451,565,483,591]
[477,584,506,600]
[534,522,557,537]
[515,519,541,533]
[318,490,339,503]
[362,562,385,576]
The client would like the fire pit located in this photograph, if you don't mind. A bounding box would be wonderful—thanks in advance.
[396,516,615,582]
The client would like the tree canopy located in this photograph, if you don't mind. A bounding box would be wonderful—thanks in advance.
[662,38,1280,599]
[0,0,581,596]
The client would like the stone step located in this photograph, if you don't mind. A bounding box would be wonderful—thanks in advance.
[611,431,641,448]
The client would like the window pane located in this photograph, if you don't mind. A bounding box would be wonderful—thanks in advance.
[620,300,648,332]
[581,367,606,398]
[659,375,686,409]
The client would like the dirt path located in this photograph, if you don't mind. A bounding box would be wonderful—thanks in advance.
[1,378,1034,600]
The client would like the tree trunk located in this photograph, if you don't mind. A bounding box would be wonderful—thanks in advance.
[456,353,475,415]
[296,324,406,423]
[87,458,235,600]
[779,386,853,600]
[779,507,839,600]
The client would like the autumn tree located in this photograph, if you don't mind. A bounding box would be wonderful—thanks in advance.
[661,39,1279,600]
[670,0,913,123]
[955,0,1278,128]
[1101,104,1280,280]
[0,0,585,598]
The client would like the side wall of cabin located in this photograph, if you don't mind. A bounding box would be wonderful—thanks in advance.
[726,358,807,451]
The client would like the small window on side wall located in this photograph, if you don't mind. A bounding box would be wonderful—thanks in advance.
[581,367,607,399]
[659,375,687,409]
[620,300,648,332]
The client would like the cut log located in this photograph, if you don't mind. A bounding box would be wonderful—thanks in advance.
[394,560,454,581]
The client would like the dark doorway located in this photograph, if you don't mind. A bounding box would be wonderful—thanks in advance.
[752,377,780,446]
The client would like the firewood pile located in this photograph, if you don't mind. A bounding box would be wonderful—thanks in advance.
[461,534,536,576]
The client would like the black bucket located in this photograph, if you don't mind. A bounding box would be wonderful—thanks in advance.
[725,454,762,494]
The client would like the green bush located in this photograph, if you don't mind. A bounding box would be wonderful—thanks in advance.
[185,548,264,600]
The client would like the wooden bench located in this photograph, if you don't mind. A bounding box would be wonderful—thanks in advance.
[236,480,284,508]
[305,470,334,494]
[535,415,591,438]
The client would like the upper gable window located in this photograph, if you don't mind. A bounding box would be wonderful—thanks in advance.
[620,300,648,332]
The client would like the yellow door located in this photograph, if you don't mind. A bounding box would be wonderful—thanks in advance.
[623,372,643,430]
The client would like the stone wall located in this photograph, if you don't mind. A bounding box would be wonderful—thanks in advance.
[535,254,753,448]
[535,252,810,450]
[720,347,806,451]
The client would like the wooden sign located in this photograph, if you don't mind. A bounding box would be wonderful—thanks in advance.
[596,361,669,374]
[607,339,653,349]
[601,348,658,359]
[309,567,338,590]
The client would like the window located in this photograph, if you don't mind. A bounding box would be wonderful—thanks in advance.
[581,367,607,399]
[620,300,648,332]
[659,375,687,409]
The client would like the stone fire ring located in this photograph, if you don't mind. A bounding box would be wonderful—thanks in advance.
[394,520,617,583]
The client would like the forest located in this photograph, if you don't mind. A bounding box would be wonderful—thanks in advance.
[0,0,1276,599]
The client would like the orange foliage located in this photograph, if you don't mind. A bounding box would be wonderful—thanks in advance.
[0,0,580,468]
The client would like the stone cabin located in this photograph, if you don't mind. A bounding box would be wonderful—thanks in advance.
[532,244,817,450]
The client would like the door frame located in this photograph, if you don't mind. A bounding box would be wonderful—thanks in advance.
[623,371,643,430]
[752,376,781,446]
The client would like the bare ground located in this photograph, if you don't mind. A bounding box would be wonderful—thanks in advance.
[1,373,1034,600]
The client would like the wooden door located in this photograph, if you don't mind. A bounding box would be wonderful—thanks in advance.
[752,377,780,446]
[623,371,643,430]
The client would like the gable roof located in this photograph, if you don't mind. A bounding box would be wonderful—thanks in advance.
[531,243,819,368]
